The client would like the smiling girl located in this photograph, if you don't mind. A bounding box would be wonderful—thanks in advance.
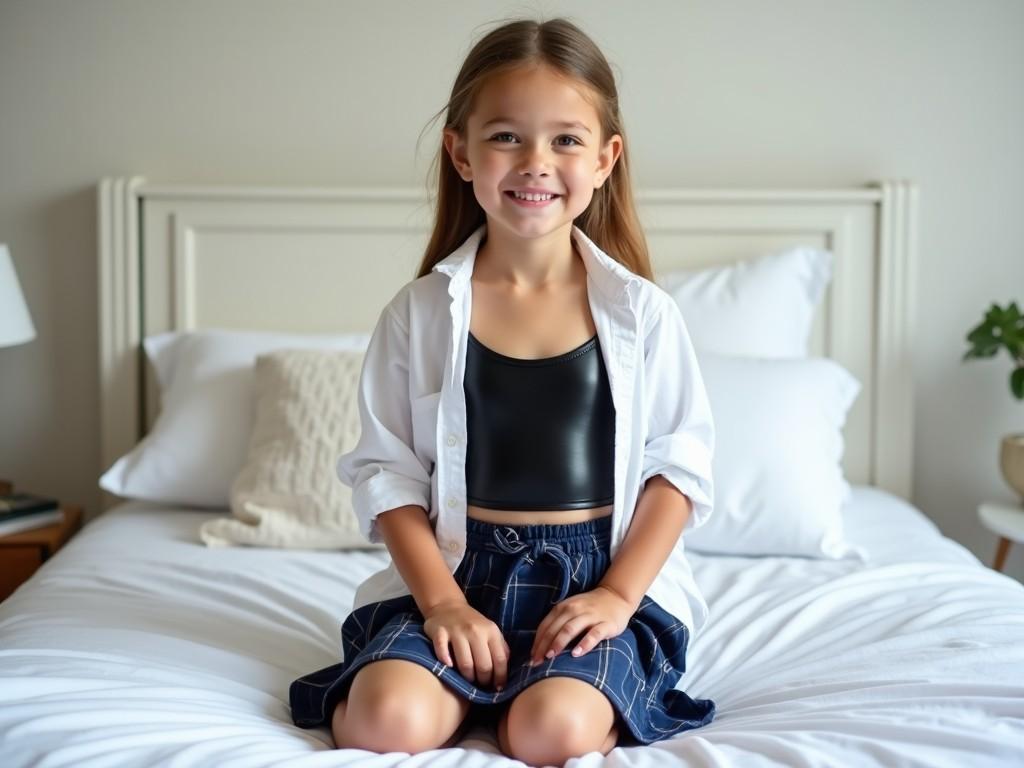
[290,17,717,764]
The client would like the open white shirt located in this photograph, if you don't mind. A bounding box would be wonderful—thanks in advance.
[338,223,715,637]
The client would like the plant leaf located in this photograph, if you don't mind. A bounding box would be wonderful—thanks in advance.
[1012,367,1024,400]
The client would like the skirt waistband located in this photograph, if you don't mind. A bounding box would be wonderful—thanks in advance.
[465,514,611,556]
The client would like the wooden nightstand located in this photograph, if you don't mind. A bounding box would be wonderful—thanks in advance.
[0,504,83,602]
[977,500,1024,572]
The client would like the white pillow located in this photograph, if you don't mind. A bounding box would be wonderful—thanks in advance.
[99,328,370,508]
[660,246,833,358]
[685,351,868,560]
[200,349,385,550]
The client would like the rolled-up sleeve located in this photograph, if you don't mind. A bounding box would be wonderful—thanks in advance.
[336,304,431,544]
[640,294,715,532]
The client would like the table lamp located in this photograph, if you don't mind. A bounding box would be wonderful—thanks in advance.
[0,244,35,349]
[1,243,36,494]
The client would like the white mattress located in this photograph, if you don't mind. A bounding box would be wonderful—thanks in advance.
[2,486,1023,767]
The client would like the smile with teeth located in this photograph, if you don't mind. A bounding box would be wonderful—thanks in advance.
[506,190,561,205]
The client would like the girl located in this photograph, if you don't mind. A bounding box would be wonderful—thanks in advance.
[290,16,716,763]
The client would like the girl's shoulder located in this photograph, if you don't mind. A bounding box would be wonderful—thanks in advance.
[381,271,452,331]
[630,276,678,329]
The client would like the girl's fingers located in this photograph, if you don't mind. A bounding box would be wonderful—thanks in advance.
[571,623,609,657]
[488,633,509,690]
[433,628,453,666]
[532,611,575,664]
[546,614,592,659]
[451,635,475,683]
[468,633,493,688]
[530,612,553,662]
[531,606,567,662]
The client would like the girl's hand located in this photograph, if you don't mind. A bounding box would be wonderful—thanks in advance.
[423,598,511,691]
[529,586,635,665]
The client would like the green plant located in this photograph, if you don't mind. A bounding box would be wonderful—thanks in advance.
[962,301,1024,400]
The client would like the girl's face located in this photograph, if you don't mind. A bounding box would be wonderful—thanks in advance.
[443,64,622,243]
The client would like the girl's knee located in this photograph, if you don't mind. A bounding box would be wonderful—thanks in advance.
[509,706,606,761]
[504,681,616,762]
[332,660,470,753]
[333,689,441,752]
[330,697,348,749]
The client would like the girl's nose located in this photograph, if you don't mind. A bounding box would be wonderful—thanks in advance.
[517,143,553,176]
[517,164,552,179]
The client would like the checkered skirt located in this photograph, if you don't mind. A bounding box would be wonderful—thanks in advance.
[288,514,715,745]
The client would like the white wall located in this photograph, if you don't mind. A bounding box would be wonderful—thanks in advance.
[1,0,1023,582]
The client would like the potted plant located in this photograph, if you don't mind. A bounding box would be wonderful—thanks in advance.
[963,301,1024,500]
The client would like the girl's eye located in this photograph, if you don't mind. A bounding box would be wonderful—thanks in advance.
[488,133,582,147]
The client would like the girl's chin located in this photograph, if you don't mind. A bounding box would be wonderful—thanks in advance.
[487,221,578,242]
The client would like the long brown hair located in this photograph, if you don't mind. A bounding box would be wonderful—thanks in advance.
[413,16,653,282]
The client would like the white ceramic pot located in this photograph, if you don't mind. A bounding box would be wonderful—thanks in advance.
[1000,433,1024,500]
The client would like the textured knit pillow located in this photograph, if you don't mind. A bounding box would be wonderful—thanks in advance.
[99,329,370,508]
[199,348,385,550]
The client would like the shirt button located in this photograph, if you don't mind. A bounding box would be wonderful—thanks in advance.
[448,541,459,553]
[446,434,457,447]
[447,497,457,508]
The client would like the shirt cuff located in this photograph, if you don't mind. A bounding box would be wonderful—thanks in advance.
[351,469,431,544]
[649,466,714,532]
[641,434,714,532]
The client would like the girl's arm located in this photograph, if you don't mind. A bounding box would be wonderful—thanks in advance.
[637,294,715,534]
[598,475,691,611]
[529,476,693,664]
[376,504,467,615]
[381,506,511,686]
[528,293,710,663]
[599,291,712,610]
[336,302,433,545]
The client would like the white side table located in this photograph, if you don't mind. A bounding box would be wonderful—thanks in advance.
[977,500,1024,571]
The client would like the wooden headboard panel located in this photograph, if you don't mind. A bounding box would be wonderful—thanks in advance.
[97,178,918,510]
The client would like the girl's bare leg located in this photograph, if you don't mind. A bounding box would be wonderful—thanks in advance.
[497,676,620,763]
[331,659,471,753]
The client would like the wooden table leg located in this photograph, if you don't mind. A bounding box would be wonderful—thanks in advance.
[993,536,1012,572]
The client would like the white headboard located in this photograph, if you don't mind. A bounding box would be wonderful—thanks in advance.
[97,178,918,512]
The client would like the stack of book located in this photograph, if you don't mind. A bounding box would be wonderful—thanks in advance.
[0,492,63,536]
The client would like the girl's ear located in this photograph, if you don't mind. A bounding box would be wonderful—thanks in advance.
[595,134,623,189]
[443,128,473,182]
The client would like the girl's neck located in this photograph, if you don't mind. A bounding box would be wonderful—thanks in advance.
[474,222,581,290]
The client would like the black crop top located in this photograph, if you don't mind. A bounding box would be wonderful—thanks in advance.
[463,330,615,511]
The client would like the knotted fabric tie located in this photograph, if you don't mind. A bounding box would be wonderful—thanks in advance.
[491,526,575,629]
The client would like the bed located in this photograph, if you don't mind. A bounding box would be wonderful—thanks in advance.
[2,178,1023,767]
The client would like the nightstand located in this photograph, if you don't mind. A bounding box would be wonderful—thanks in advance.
[0,504,83,602]
[977,500,1024,572]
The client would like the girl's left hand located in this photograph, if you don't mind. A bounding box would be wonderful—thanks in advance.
[529,586,635,666]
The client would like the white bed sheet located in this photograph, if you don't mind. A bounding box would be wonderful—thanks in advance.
[2,486,1023,767]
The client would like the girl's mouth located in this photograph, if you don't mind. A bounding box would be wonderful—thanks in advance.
[505,191,561,207]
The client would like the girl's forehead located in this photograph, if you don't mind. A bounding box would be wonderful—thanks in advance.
[470,68,600,128]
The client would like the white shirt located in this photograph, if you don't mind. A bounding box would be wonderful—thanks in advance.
[338,223,715,637]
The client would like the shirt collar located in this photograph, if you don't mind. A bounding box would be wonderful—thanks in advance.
[431,223,640,307]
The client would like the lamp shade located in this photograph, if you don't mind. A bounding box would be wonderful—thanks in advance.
[0,244,36,348]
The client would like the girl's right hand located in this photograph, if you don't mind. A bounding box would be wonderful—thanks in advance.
[423,598,510,691]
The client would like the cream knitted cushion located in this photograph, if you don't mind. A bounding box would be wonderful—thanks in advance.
[199,348,385,550]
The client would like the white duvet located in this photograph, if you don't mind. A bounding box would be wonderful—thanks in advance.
[2,486,1023,767]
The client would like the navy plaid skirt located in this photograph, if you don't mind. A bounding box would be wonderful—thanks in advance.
[289,514,715,746]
